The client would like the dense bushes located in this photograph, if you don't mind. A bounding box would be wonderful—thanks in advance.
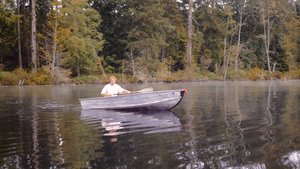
[286,69,300,79]
[0,67,52,85]
[71,75,100,84]
[0,68,299,86]
[0,71,19,85]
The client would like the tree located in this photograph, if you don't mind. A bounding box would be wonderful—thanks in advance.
[186,0,193,66]
[91,0,133,73]
[193,1,230,72]
[60,0,104,77]
[45,0,62,78]
[234,0,245,79]
[0,1,18,69]
[221,4,235,80]
[164,0,187,71]
[31,0,37,73]
[17,0,22,68]
[126,0,175,77]
[282,1,300,69]
[255,0,284,72]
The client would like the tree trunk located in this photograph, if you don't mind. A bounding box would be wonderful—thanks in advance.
[31,0,37,73]
[222,17,229,77]
[266,8,272,73]
[223,36,228,80]
[17,0,22,69]
[97,57,106,79]
[122,59,124,84]
[51,12,58,78]
[224,34,234,81]
[262,0,272,73]
[161,48,167,61]
[186,0,193,66]
[22,0,29,67]
[235,0,244,79]
[130,49,135,77]
[77,65,80,77]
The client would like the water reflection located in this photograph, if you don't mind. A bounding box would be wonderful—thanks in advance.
[176,81,300,169]
[81,109,181,139]
[0,82,300,168]
[281,151,300,169]
[224,163,266,169]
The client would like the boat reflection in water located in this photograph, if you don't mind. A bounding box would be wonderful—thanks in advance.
[224,163,266,169]
[281,151,300,169]
[80,109,181,140]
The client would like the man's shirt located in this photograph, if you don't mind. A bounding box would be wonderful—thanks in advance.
[101,84,125,96]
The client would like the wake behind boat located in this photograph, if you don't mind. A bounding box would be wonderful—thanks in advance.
[79,89,186,110]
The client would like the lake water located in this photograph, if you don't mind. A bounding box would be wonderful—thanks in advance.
[0,81,299,169]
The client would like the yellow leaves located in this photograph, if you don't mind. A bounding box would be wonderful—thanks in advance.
[282,15,300,69]
[247,68,265,80]
[58,27,71,42]
[70,0,88,6]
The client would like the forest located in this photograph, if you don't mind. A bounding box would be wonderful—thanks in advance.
[0,0,300,85]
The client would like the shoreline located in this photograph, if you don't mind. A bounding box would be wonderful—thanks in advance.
[1,79,299,87]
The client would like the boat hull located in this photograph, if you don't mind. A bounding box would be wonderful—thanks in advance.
[79,89,185,110]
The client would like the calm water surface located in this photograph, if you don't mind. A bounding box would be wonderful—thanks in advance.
[0,81,300,169]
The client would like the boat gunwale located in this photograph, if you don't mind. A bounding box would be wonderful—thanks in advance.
[84,96,181,110]
[79,89,184,101]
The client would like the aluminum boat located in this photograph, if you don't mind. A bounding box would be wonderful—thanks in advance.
[79,89,186,110]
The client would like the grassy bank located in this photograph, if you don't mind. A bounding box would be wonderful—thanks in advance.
[0,68,300,86]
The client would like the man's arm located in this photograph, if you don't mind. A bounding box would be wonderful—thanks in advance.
[117,85,131,94]
[101,93,112,96]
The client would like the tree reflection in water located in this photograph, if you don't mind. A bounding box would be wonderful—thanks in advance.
[0,82,300,168]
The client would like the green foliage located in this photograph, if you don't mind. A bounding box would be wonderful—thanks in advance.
[167,68,205,81]
[72,75,100,84]
[27,67,51,85]
[247,68,265,81]
[155,62,171,81]
[282,13,300,69]
[269,71,285,80]
[286,69,300,79]
[0,71,18,85]
[224,68,248,80]
[101,55,120,73]
[0,67,54,85]
[164,0,187,71]
[0,2,18,69]
[1,0,300,82]
[28,74,50,85]
[12,68,28,80]
[193,4,234,68]
[53,0,104,77]
[91,0,131,72]
[0,3,17,44]
[127,0,176,61]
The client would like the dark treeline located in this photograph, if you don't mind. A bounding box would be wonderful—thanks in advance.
[0,0,300,84]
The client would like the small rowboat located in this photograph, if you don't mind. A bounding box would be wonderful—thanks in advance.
[79,89,186,110]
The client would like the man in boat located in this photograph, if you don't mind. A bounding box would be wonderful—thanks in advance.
[101,76,131,96]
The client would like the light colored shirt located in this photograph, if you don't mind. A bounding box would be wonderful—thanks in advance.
[101,84,125,96]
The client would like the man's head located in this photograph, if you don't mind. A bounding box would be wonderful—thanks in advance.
[109,76,117,85]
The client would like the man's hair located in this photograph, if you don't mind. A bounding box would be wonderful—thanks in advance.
[109,76,117,82]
